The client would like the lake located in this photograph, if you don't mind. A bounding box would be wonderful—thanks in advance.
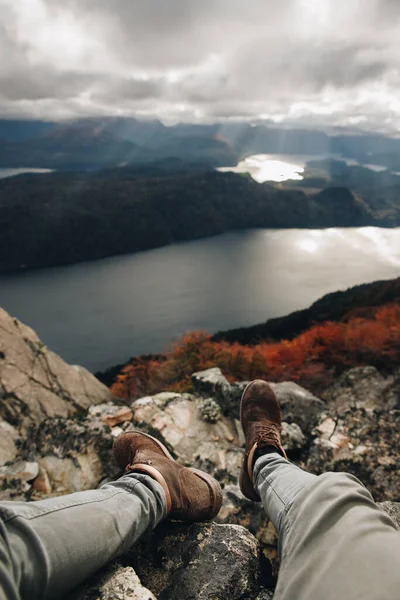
[218,154,393,183]
[0,159,389,184]
[1,227,399,373]
[0,168,53,179]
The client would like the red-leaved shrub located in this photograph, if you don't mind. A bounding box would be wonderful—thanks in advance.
[111,304,400,401]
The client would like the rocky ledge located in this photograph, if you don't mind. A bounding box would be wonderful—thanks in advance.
[1,308,399,599]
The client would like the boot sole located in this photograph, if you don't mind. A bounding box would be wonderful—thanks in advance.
[131,430,222,519]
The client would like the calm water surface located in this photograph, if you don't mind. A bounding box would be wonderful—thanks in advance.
[218,154,394,183]
[1,228,399,372]
[0,168,53,179]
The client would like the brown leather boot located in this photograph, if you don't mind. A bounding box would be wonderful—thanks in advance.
[113,431,222,521]
[240,380,287,501]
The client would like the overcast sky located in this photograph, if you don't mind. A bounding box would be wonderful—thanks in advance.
[1,0,399,132]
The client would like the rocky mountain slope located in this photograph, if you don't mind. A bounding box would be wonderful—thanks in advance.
[0,307,399,599]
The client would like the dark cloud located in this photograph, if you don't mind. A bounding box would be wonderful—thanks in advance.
[92,76,167,103]
[0,0,399,131]
[0,70,97,102]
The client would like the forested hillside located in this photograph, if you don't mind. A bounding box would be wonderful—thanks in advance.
[215,277,400,343]
[110,303,400,400]
[0,170,376,272]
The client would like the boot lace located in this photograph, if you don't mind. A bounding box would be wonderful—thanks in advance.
[255,422,281,448]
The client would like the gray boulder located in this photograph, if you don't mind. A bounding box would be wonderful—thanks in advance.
[281,422,307,451]
[192,368,241,415]
[324,366,392,412]
[0,307,112,429]
[69,563,156,600]
[192,369,325,436]
[0,459,40,500]
[130,522,272,600]
[0,419,18,466]
[131,392,242,482]
[269,382,325,434]
[307,407,400,502]
[378,502,400,529]
[0,414,119,500]
[216,483,279,573]
[256,591,274,600]
[89,402,133,427]
[382,368,400,410]
[0,460,39,482]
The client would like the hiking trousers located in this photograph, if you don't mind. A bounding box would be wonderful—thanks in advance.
[0,473,166,600]
[0,454,399,599]
[254,452,400,600]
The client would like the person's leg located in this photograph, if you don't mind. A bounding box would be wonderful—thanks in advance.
[239,380,400,600]
[254,454,400,600]
[0,430,222,600]
[253,451,316,553]
[0,472,166,600]
[0,518,20,600]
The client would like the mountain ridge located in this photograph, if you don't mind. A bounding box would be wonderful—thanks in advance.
[0,170,377,273]
[3,117,400,170]
[214,276,400,344]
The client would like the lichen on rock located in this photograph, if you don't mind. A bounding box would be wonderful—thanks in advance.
[197,397,222,423]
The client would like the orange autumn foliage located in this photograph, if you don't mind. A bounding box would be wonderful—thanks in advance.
[111,303,400,401]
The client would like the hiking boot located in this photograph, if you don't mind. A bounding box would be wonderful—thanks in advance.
[240,380,287,501]
[113,431,222,521]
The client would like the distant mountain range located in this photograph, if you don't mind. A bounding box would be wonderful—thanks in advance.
[2,117,400,170]
[1,117,400,274]
[0,118,238,169]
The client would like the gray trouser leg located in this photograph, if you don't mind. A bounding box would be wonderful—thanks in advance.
[253,452,317,554]
[0,473,167,600]
[254,452,400,600]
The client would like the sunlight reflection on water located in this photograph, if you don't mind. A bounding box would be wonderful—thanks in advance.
[0,168,53,179]
[357,227,400,267]
[297,239,318,253]
[218,154,304,182]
